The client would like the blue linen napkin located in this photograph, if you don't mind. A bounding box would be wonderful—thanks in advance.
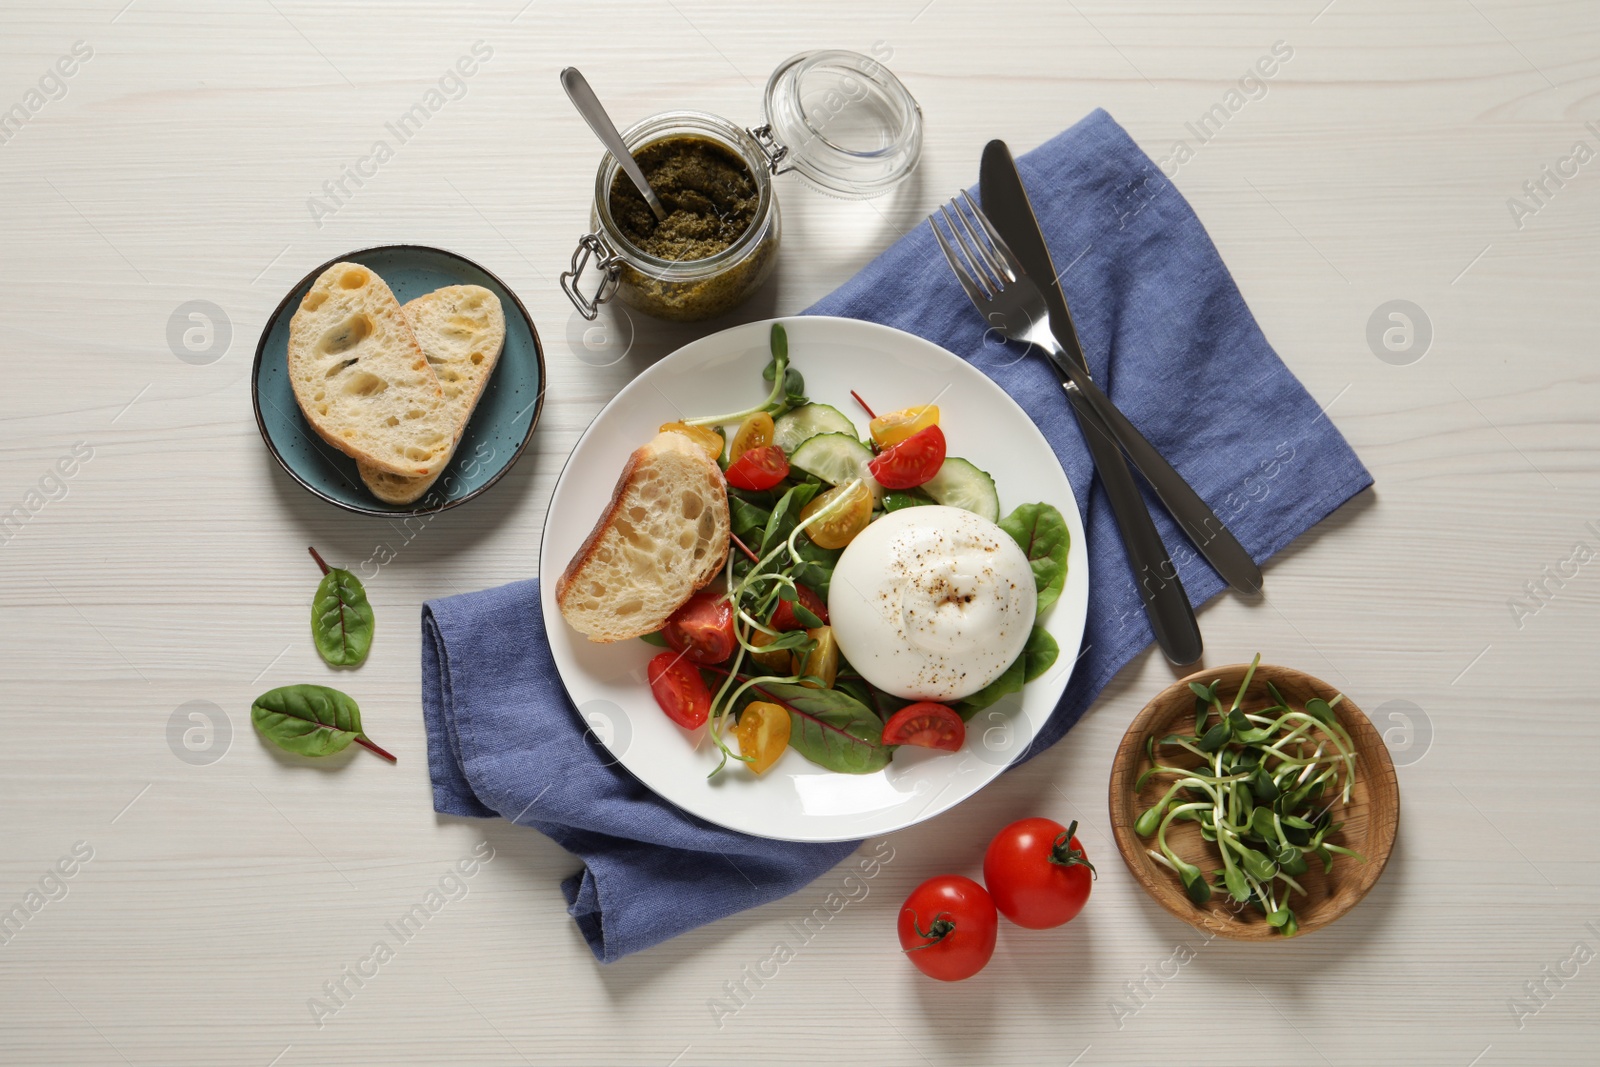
[421,108,1372,963]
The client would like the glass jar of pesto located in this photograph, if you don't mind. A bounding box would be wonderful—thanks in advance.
[562,49,923,323]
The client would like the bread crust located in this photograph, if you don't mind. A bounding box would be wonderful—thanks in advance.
[555,432,730,642]
[554,447,645,610]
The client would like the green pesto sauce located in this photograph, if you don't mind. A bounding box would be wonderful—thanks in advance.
[609,136,759,261]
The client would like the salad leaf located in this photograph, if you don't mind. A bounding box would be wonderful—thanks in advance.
[729,496,772,543]
[998,503,1069,613]
[790,539,840,599]
[250,684,395,761]
[309,547,374,667]
[956,658,1023,719]
[953,626,1059,719]
[1020,626,1059,682]
[761,482,821,555]
[836,674,911,724]
[639,632,668,648]
[746,680,889,774]
[882,490,934,513]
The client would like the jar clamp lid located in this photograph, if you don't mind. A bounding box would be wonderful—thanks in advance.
[752,49,922,199]
[562,49,922,319]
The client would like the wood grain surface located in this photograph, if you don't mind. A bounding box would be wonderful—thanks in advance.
[2,2,1598,1065]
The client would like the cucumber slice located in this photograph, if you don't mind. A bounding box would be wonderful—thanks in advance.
[919,458,1000,522]
[773,404,858,453]
[789,432,881,498]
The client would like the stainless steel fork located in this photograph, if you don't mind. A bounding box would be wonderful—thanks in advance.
[932,192,1206,664]
[935,191,1261,594]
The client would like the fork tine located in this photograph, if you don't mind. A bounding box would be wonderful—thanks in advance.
[949,194,1013,287]
[939,203,1003,296]
[930,209,992,307]
[958,191,1025,281]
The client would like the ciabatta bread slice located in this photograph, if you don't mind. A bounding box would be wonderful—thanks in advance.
[556,431,731,643]
[356,286,507,505]
[286,262,453,478]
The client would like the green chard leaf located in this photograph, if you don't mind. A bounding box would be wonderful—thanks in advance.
[954,626,1058,719]
[1021,626,1060,682]
[745,680,889,774]
[761,482,821,555]
[309,547,374,667]
[251,684,395,762]
[729,496,772,543]
[998,502,1070,613]
[835,675,911,723]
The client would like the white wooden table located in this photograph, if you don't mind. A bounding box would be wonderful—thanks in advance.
[4,2,1597,1063]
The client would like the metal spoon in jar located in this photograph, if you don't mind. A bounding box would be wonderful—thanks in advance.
[560,67,669,223]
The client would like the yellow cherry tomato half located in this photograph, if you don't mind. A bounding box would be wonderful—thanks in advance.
[747,628,792,672]
[728,413,775,464]
[735,701,791,774]
[869,405,939,449]
[790,626,839,690]
[659,421,724,462]
[800,481,873,550]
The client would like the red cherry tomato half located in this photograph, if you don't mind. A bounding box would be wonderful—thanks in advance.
[770,583,828,631]
[661,591,735,664]
[883,702,965,751]
[725,445,790,491]
[867,424,946,490]
[982,817,1097,929]
[646,652,712,729]
[897,875,997,981]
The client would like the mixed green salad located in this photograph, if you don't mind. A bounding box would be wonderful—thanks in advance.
[640,323,1072,778]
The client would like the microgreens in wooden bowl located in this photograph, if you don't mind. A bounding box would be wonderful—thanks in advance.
[1108,658,1399,941]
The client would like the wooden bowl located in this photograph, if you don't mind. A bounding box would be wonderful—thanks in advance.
[1108,663,1399,941]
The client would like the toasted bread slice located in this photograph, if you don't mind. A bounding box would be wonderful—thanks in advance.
[356,286,507,505]
[286,262,453,478]
[556,431,731,643]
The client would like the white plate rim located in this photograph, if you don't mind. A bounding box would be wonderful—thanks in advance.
[538,315,1090,842]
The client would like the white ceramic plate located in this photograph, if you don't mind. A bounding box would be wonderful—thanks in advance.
[539,316,1089,842]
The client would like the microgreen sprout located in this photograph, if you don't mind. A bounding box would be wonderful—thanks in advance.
[698,475,864,779]
[684,322,806,428]
[1131,654,1366,935]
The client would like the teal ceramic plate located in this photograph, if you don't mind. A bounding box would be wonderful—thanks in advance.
[252,245,545,516]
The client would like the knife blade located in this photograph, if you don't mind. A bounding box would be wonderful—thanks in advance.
[978,139,1263,596]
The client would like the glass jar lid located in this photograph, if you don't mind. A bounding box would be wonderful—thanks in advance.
[759,49,922,199]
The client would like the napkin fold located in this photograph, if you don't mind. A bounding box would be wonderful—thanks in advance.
[422,108,1372,963]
